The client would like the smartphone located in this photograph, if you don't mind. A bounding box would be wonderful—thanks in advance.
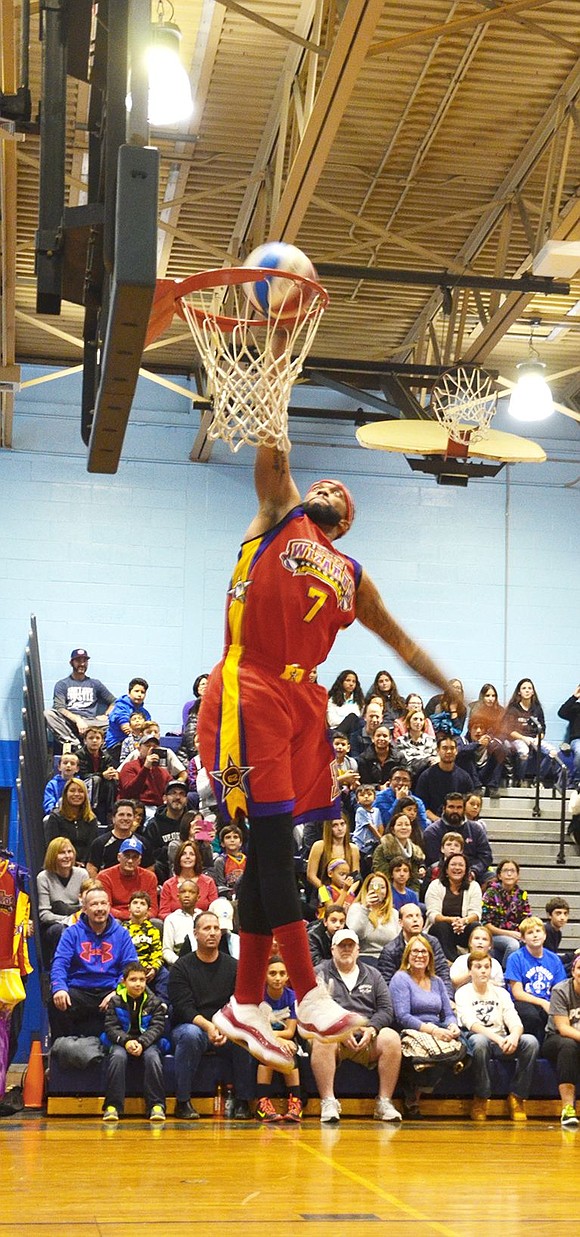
[153,746,168,768]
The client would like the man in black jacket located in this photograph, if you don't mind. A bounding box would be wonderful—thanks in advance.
[168,911,255,1119]
[422,792,493,884]
[307,904,347,965]
[558,685,580,789]
[377,903,454,998]
[145,781,195,880]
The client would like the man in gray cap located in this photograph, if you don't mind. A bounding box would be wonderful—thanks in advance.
[311,928,402,1125]
[45,648,115,746]
[99,837,159,921]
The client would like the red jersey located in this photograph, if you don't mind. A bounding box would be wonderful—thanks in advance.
[198,508,362,822]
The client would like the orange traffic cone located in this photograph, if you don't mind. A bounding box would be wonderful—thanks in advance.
[23,1037,45,1108]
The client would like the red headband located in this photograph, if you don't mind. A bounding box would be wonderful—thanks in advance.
[314,479,355,529]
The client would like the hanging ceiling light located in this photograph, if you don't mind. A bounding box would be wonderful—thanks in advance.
[508,324,554,423]
[127,2,193,128]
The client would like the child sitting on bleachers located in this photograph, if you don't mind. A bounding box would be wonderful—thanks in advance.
[42,751,80,816]
[256,956,302,1123]
[317,859,360,917]
[212,824,246,899]
[102,960,167,1124]
[125,891,166,995]
[119,712,149,764]
[352,784,383,875]
[388,857,420,911]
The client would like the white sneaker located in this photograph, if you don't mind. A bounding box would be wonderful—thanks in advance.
[320,1097,341,1124]
[374,1097,402,1122]
[213,997,295,1073]
[296,980,366,1042]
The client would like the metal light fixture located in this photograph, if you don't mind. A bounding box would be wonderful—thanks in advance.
[127,2,193,128]
[508,324,554,423]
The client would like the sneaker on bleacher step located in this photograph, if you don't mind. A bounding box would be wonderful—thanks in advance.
[102,1106,119,1123]
[560,1104,579,1129]
[320,1097,341,1124]
[149,1104,166,1123]
[374,1097,402,1122]
[256,1096,282,1122]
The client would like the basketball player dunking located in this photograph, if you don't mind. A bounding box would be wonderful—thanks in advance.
[197,444,451,1071]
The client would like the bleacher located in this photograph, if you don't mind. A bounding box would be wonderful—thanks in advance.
[15,615,577,1116]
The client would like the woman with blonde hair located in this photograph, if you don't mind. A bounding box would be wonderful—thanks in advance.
[346,872,399,963]
[44,778,99,865]
[390,933,462,1116]
[36,837,86,958]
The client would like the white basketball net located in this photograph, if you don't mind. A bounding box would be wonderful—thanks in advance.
[178,280,327,453]
[430,366,498,445]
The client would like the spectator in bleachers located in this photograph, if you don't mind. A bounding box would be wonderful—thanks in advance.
[256,956,302,1123]
[542,950,580,1128]
[44,778,99,866]
[167,814,217,877]
[481,858,531,966]
[463,789,484,824]
[213,824,246,899]
[544,897,571,957]
[102,959,167,1124]
[168,911,254,1120]
[125,891,165,991]
[449,924,505,991]
[318,859,360,916]
[422,792,492,884]
[505,916,566,1043]
[311,928,402,1125]
[326,669,365,734]
[162,879,200,965]
[376,904,453,997]
[356,725,397,787]
[99,838,159,921]
[392,708,437,776]
[307,904,347,965]
[118,732,173,810]
[332,732,359,791]
[414,736,475,821]
[389,934,462,1118]
[456,717,503,798]
[37,838,85,959]
[144,781,195,881]
[87,799,154,878]
[159,840,218,918]
[119,711,148,763]
[423,829,465,887]
[120,721,187,782]
[346,873,399,963]
[348,699,384,760]
[392,694,435,740]
[365,670,405,732]
[351,784,383,872]
[179,673,210,760]
[105,678,151,766]
[468,683,506,739]
[375,767,428,832]
[505,678,557,786]
[76,725,119,827]
[44,649,115,747]
[424,679,467,735]
[456,951,538,1123]
[42,751,80,816]
[388,858,420,912]
[50,886,137,1038]
[424,853,482,961]
[371,810,425,893]
[305,819,361,908]
[557,683,580,790]
[209,897,240,959]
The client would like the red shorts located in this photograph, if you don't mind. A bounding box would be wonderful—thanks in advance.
[198,658,339,823]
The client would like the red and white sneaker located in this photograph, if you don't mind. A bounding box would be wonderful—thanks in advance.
[296,980,366,1043]
[213,997,295,1073]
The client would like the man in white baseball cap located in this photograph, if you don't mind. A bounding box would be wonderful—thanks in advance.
[311,926,402,1125]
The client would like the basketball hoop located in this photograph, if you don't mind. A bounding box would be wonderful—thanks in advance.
[164,267,328,453]
[430,366,498,446]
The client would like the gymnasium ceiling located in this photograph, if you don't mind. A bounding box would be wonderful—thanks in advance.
[2,0,580,451]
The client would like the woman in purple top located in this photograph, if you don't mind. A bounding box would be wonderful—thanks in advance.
[390,934,461,1117]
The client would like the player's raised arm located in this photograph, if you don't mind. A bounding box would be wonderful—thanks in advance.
[356,569,449,693]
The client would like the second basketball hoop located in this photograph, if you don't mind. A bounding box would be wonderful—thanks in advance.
[430,366,498,447]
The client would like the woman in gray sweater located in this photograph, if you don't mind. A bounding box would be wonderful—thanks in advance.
[36,837,86,960]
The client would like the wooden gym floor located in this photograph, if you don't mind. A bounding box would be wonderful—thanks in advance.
[1,1113,578,1236]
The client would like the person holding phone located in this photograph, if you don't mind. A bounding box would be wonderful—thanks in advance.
[117,732,172,816]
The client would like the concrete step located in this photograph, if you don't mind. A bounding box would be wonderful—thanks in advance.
[483,800,566,820]
[486,819,569,838]
[490,841,578,865]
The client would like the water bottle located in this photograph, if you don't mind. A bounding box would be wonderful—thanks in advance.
[213,1082,224,1118]
[224,1083,235,1119]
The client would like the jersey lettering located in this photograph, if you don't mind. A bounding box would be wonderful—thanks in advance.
[280,539,355,612]
[303,586,328,623]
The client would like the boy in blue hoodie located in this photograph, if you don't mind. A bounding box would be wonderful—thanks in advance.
[102,960,167,1122]
[105,678,151,764]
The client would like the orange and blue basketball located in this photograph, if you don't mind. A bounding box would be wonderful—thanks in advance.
[242,242,317,318]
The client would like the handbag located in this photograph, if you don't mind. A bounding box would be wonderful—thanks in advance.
[400,1028,466,1073]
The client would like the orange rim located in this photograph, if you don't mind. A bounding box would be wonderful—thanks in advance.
[169,266,328,331]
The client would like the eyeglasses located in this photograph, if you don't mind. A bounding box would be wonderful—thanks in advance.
[408,950,429,958]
